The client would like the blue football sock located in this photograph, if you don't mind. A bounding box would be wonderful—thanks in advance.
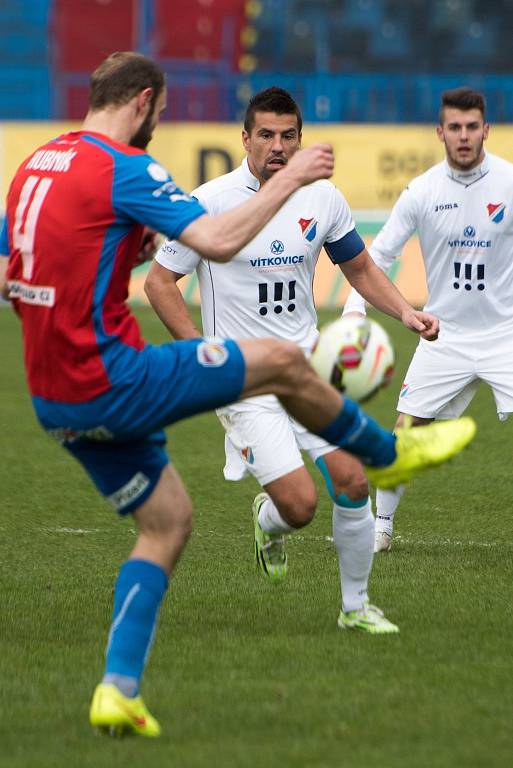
[319,398,396,467]
[103,559,168,697]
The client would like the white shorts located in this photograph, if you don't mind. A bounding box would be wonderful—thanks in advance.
[397,335,513,421]
[216,395,335,485]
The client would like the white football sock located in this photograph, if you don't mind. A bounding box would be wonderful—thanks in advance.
[258,496,294,535]
[332,500,374,613]
[375,486,405,535]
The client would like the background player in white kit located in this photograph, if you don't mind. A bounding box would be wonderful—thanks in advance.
[146,87,441,633]
[344,86,513,553]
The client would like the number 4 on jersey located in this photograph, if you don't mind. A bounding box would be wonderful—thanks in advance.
[12,175,53,280]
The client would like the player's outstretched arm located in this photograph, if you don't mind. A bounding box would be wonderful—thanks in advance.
[343,185,417,320]
[178,144,334,262]
[342,244,399,317]
[341,249,439,340]
[144,262,202,340]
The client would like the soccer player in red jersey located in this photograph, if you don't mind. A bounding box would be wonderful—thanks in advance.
[0,52,474,736]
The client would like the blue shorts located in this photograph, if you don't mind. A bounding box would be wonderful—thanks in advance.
[33,338,245,514]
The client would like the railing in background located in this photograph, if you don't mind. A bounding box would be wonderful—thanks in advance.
[48,69,513,124]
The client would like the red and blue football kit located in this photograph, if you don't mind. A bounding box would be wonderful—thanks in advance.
[1,131,246,512]
[3,131,208,401]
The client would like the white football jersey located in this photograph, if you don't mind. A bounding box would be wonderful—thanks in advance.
[156,158,363,351]
[344,153,513,339]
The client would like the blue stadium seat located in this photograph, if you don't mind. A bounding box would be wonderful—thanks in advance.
[453,21,498,62]
[370,21,412,60]
[342,0,384,29]
[0,0,52,118]
[0,66,51,119]
[1,0,513,121]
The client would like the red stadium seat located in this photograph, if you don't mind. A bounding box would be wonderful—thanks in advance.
[154,0,245,69]
[53,0,136,72]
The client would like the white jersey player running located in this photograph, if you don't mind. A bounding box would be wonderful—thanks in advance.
[344,86,513,552]
[146,87,440,633]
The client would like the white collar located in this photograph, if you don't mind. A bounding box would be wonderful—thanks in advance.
[445,153,490,186]
[241,157,261,191]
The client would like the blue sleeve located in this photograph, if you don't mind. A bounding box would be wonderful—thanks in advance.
[112,153,206,239]
[324,228,365,264]
[0,214,9,254]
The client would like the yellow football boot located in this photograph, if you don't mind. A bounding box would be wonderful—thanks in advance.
[366,417,476,490]
[89,683,161,738]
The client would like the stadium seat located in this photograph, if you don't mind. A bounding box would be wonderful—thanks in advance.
[453,21,498,63]
[342,0,384,29]
[53,0,136,72]
[370,21,412,61]
[0,0,52,118]
[154,0,245,70]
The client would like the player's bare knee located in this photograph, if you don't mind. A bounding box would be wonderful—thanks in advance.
[331,470,369,501]
[344,475,369,502]
[157,507,192,561]
[138,495,192,542]
[321,453,369,503]
[273,340,310,390]
[170,498,193,541]
[278,490,317,528]
[293,501,316,527]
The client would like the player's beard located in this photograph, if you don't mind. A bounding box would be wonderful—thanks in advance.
[446,137,485,171]
[259,155,288,182]
[130,110,155,150]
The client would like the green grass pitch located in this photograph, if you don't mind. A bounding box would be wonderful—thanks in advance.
[1,304,512,768]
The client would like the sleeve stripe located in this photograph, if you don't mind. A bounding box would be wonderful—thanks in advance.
[324,229,365,264]
[0,214,9,254]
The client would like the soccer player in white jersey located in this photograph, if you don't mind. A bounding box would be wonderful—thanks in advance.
[146,88,456,634]
[344,86,513,553]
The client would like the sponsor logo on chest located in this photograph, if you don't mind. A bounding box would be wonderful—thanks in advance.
[250,254,304,268]
[246,213,320,271]
[448,225,491,249]
[249,238,306,271]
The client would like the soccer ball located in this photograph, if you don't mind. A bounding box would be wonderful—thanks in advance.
[310,315,395,402]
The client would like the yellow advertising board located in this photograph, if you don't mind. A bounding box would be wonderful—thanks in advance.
[4,121,513,208]
[2,122,512,308]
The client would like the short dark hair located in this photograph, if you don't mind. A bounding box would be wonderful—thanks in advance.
[89,52,165,111]
[243,87,303,134]
[439,87,486,123]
